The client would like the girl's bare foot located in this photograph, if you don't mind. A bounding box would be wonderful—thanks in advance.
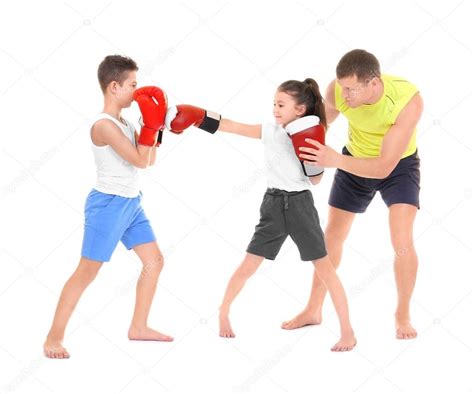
[219,314,235,338]
[128,326,174,342]
[281,309,322,330]
[43,336,70,359]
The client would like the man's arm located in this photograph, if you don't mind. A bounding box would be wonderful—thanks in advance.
[218,119,262,139]
[92,120,152,169]
[338,93,423,178]
[324,79,340,126]
[300,93,423,179]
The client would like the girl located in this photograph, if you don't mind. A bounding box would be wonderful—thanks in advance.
[166,78,357,351]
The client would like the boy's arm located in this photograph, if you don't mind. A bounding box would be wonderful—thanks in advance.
[135,130,157,166]
[149,146,157,166]
[92,120,152,169]
[218,119,262,139]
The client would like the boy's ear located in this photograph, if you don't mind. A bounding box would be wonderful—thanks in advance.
[108,81,118,94]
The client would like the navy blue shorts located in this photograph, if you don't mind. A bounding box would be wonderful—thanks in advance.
[328,147,421,213]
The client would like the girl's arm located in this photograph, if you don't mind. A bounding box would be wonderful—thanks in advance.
[218,119,262,139]
[309,173,323,185]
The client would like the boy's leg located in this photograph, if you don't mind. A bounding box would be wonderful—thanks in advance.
[219,253,265,338]
[313,255,356,352]
[282,207,355,329]
[389,203,418,340]
[44,257,103,358]
[128,241,173,341]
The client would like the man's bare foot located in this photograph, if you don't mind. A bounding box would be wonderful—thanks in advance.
[396,318,417,340]
[281,309,322,330]
[331,333,357,352]
[219,314,235,338]
[43,337,70,359]
[128,326,174,342]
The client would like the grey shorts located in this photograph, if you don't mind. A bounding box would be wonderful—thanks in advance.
[246,188,327,262]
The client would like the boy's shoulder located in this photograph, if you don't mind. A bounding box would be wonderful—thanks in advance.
[91,117,124,146]
[91,118,119,134]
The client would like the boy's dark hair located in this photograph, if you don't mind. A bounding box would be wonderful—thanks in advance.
[336,49,381,82]
[278,78,327,128]
[97,55,138,93]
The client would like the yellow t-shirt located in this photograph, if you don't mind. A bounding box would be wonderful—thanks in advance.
[335,75,418,158]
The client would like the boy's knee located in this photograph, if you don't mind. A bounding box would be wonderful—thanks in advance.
[144,254,164,273]
[75,266,101,286]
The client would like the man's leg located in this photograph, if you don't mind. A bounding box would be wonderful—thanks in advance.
[313,255,356,351]
[389,203,418,339]
[219,253,265,337]
[44,257,103,358]
[128,241,173,341]
[282,207,356,329]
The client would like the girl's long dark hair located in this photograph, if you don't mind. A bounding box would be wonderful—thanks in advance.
[278,78,327,128]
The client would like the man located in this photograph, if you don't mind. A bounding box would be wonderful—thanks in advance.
[282,49,423,339]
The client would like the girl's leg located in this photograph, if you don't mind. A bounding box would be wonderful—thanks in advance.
[282,207,356,329]
[219,253,265,337]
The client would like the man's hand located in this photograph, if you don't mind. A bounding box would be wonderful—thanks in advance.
[299,139,342,169]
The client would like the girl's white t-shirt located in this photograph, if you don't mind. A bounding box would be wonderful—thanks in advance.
[261,122,311,192]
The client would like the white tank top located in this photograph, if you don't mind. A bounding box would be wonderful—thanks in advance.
[90,113,140,198]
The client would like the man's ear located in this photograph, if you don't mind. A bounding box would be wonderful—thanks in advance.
[370,77,380,88]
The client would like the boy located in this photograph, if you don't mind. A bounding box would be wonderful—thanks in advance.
[43,55,172,359]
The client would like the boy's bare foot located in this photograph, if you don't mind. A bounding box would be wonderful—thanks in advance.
[128,326,174,342]
[396,318,417,340]
[281,309,322,330]
[43,337,70,359]
[331,333,357,352]
[219,314,235,338]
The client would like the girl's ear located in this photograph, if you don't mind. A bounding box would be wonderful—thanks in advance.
[295,104,306,116]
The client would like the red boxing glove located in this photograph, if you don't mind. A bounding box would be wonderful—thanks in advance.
[286,115,325,177]
[165,104,221,134]
[133,86,168,146]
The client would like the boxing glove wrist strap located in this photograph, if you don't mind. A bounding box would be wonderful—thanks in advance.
[199,110,221,134]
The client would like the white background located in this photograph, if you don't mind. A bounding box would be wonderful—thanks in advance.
[0,0,472,393]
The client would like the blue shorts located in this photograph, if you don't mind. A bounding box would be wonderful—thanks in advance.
[81,189,156,262]
[328,147,421,213]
